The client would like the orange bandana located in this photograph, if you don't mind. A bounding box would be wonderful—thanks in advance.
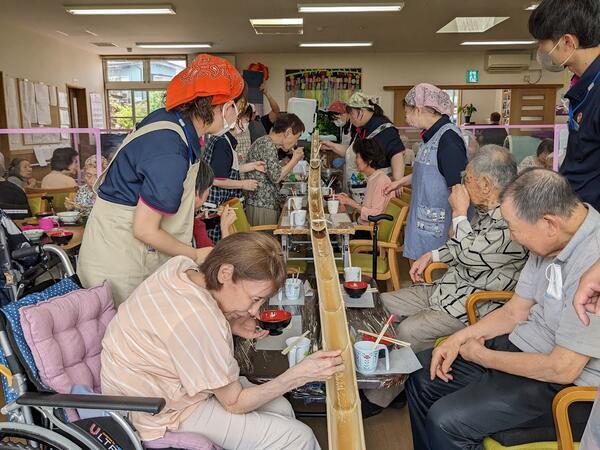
[166,54,244,110]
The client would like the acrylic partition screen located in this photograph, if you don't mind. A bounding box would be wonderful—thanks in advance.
[398,124,568,173]
[0,127,132,194]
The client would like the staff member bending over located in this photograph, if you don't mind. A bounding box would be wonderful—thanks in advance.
[78,54,246,306]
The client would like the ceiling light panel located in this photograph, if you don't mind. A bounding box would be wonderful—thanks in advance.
[299,42,373,47]
[437,17,509,33]
[136,42,213,48]
[250,18,304,35]
[460,40,536,45]
[298,3,404,13]
[64,4,176,15]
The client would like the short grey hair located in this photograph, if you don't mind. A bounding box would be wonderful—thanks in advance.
[500,168,580,223]
[469,144,517,190]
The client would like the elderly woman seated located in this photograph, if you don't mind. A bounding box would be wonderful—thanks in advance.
[363,146,529,412]
[41,147,78,189]
[101,232,343,449]
[65,155,108,215]
[336,138,393,225]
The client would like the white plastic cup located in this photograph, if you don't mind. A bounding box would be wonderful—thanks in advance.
[286,337,311,367]
[321,187,333,197]
[327,199,339,215]
[285,278,302,300]
[354,341,390,375]
[290,210,307,227]
[287,196,303,211]
[344,267,362,282]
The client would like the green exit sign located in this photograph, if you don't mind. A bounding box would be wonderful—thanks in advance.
[466,70,480,83]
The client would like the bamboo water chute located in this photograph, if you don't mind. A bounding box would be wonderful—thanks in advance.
[308,131,366,450]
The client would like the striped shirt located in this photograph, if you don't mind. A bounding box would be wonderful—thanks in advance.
[430,205,529,323]
[100,256,239,441]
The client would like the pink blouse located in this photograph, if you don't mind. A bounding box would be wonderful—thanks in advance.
[359,169,393,224]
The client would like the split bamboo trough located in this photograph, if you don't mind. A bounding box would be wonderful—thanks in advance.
[308,131,366,450]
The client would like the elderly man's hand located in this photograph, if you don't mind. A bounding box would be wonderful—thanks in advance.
[449,184,471,217]
[573,261,600,326]
[458,337,487,365]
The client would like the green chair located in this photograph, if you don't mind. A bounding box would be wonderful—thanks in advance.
[223,198,307,274]
[336,197,409,291]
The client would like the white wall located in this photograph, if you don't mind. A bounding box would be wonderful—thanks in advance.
[460,89,503,124]
[0,21,104,127]
[237,51,566,115]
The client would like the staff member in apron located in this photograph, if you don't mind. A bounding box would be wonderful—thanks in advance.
[78,54,245,307]
[328,101,356,146]
[385,83,467,262]
[202,129,265,243]
[529,0,600,210]
[320,93,405,190]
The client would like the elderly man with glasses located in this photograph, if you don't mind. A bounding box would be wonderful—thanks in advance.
[364,146,529,411]
[381,145,529,353]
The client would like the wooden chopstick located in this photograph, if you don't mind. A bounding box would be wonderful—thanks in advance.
[357,329,411,347]
[281,331,310,355]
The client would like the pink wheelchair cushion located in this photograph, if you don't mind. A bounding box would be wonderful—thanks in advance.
[19,282,115,395]
[144,431,222,450]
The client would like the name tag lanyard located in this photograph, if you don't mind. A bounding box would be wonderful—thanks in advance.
[569,71,600,132]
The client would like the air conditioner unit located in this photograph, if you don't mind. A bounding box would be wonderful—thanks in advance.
[485,51,532,73]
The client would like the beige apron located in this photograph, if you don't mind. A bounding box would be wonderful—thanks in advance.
[344,122,395,191]
[77,121,200,307]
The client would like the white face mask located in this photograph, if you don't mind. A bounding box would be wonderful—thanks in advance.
[334,118,346,127]
[537,38,577,73]
[213,102,239,136]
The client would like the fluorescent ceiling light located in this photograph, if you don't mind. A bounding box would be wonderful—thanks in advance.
[55,30,69,36]
[298,3,404,13]
[461,40,536,45]
[64,4,175,15]
[249,18,303,26]
[136,42,212,48]
[299,42,373,47]
[438,17,509,33]
[525,3,539,10]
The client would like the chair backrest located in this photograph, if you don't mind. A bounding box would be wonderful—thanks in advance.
[26,193,47,216]
[379,197,409,245]
[26,187,77,213]
[19,282,115,396]
[223,198,252,233]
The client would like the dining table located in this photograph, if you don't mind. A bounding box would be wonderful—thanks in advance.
[234,275,412,414]
[274,197,356,269]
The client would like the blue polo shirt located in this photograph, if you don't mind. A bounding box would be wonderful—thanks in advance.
[98,108,201,215]
[356,115,405,167]
[561,55,600,211]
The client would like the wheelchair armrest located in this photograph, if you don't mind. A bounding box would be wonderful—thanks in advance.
[16,392,165,415]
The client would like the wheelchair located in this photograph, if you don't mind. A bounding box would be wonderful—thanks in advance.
[0,211,219,449]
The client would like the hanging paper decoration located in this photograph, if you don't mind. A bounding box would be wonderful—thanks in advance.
[285,68,362,108]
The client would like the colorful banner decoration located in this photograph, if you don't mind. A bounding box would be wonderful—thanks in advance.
[285,68,362,109]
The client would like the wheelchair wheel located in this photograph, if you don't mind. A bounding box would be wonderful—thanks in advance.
[0,422,83,449]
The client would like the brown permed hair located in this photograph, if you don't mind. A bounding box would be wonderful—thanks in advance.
[200,232,286,295]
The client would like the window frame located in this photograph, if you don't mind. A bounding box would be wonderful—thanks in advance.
[102,55,188,129]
